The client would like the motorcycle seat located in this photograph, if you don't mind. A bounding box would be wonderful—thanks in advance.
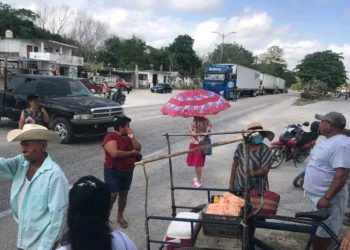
[295,208,329,221]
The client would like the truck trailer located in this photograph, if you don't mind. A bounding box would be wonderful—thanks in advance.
[260,73,279,94]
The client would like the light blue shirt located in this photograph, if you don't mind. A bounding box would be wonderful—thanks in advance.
[0,154,68,250]
[304,134,350,196]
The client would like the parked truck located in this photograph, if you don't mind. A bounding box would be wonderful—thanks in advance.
[203,64,261,99]
[277,77,286,93]
[0,74,124,143]
[260,73,278,94]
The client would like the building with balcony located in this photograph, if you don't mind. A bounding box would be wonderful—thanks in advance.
[0,30,84,78]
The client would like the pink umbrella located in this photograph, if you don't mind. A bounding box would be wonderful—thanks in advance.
[161,90,231,117]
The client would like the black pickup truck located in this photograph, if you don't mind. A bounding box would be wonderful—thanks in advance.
[0,75,123,143]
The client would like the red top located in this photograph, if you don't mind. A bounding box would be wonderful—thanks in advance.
[103,133,135,172]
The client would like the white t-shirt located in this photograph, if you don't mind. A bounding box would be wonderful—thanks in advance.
[17,177,31,218]
[56,231,137,250]
[304,134,350,195]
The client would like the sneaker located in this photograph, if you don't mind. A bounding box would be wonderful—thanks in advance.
[192,181,202,188]
[191,177,198,183]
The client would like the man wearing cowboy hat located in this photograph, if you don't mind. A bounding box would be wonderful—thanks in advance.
[229,122,274,194]
[303,112,350,250]
[0,124,68,250]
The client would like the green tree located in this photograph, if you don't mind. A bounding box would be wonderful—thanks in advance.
[208,42,255,67]
[97,36,149,70]
[295,50,347,90]
[283,70,298,88]
[257,46,287,78]
[146,46,170,71]
[168,35,202,77]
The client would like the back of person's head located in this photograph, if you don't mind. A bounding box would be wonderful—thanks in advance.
[113,115,131,131]
[65,176,112,250]
[27,93,39,102]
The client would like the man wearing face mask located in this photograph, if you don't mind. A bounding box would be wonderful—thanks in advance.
[229,122,275,194]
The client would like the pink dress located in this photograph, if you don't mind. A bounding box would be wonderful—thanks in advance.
[186,118,212,167]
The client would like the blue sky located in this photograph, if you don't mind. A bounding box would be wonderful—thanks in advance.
[5,0,350,72]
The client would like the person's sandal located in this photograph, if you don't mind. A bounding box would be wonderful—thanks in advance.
[192,181,202,188]
[117,218,128,228]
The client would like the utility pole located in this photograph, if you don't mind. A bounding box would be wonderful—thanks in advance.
[212,31,236,63]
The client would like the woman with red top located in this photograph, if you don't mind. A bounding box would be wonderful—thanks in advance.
[187,116,212,188]
[102,115,141,228]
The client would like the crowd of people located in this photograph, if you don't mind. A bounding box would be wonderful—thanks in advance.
[0,100,140,249]
[1,93,350,249]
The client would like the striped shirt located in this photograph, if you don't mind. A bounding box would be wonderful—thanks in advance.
[232,142,273,192]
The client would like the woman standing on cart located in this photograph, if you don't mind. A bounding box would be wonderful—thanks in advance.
[187,116,212,188]
[229,122,274,193]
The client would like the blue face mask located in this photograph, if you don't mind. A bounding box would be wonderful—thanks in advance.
[249,134,264,144]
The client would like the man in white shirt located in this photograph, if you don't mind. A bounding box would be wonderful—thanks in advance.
[303,112,350,250]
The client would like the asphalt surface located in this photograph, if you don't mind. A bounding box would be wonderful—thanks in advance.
[1,90,349,249]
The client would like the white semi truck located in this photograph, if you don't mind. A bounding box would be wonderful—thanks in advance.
[260,73,278,94]
[203,64,261,99]
[277,77,286,93]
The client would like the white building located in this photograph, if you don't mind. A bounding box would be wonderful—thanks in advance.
[0,30,84,78]
[138,70,180,88]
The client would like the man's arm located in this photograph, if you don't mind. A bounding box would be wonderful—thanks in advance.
[38,172,68,250]
[104,141,139,159]
[0,155,23,180]
[317,168,349,209]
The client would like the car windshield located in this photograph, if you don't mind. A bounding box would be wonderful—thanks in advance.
[204,73,226,81]
[13,78,93,97]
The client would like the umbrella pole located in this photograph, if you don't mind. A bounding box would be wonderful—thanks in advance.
[165,133,176,217]
[242,133,251,250]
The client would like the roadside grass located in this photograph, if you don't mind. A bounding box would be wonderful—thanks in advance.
[293,96,334,106]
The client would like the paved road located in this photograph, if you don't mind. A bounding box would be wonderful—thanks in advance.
[0,92,338,249]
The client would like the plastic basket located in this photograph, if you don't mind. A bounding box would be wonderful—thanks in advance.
[202,206,243,239]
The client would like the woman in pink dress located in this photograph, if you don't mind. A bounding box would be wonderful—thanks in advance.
[187,116,212,188]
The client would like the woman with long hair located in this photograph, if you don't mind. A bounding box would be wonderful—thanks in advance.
[57,176,137,250]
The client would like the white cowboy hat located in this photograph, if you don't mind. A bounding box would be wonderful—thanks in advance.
[244,122,275,141]
[7,124,60,142]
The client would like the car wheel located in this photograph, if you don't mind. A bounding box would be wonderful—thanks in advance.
[52,117,74,144]
[169,89,173,93]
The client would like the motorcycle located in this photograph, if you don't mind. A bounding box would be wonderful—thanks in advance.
[105,88,126,105]
[270,121,319,169]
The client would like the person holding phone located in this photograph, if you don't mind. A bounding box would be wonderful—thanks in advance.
[19,94,49,129]
[102,115,141,229]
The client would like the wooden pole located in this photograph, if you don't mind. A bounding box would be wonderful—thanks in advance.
[242,133,251,250]
[165,133,177,217]
[135,136,244,166]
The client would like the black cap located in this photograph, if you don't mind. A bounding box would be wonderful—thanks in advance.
[315,112,346,129]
